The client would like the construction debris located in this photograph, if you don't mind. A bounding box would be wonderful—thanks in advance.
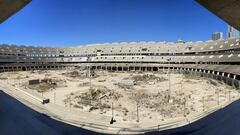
[118,79,136,89]
[3,70,238,123]
[208,79,218,86]
[131,74,167,84]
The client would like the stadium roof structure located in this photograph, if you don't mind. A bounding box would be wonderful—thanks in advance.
[196,0,240,31]
[0,0,31,24]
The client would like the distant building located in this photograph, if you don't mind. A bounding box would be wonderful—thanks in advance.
[212,32,223,40]
[227,25,240,39]
[176,39,185,44]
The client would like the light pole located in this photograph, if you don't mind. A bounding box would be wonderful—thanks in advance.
[167,58,171,102]
[181,57,184,95]
[89,65,92,89]
[54,92,56,104]
[110,89,116,124]
[202,96,205,111]
[112,102,114,117]
[110,102,116,124]
[136,101,139,122]
[184,97,187,116]
[228,90,231,101]
[87,56,92,89]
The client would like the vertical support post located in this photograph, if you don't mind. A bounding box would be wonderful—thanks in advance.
[184,97,186,116]
[112,102,114,119]
[137,102,139,122]
[54,92,56,104]
[229,90,231,101]
[202,96,204,111]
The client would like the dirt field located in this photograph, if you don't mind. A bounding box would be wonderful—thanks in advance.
[1,70,239,123]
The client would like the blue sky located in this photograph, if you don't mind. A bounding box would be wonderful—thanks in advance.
[0,0,227,47]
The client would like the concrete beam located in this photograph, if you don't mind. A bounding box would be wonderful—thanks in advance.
[0,0,31,23]
[196,0,240,30]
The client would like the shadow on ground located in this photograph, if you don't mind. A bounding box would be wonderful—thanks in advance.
[0,91,240,135]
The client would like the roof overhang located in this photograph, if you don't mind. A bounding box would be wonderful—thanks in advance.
[0,0,31,24]
[196,0,240,31]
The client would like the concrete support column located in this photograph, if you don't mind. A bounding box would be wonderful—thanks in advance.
[238,81,240,90]
[192,68,194,74]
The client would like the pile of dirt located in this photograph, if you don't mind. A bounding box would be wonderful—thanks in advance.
[183,73,203,80]
[118,79,136,89]
[62,70,99,79]
[28,78,66,92]
[64,86,123,112]
[62,71,83,78]
[131,74,167,84]
[129,90,189,117]
[28,81,56,93]
[208,79,220,86]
